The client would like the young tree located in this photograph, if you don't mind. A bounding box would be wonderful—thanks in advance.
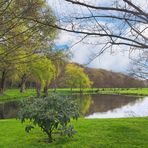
[65,64,92,91]
[30,56,56,97]
[48,49,70,91]
[13,55,39,93]
[18,94,79,143]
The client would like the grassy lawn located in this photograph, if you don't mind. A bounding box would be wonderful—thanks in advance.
[0,118,148,148]
[50,88,148,96]
[0,89,36,102]
[97,88,148,96]
[0,88,148,102]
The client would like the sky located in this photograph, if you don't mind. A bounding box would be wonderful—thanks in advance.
[47,0,147,73]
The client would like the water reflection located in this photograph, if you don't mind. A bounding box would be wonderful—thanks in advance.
[0,101,20,119]
[73,94,93,116]
[85,95,148,118]
[0,94,148,119]
[73,94,148,118]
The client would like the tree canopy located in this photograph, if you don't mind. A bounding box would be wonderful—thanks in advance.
[65,64,92,91]
[0,0,57,63]
[0,0,57,94]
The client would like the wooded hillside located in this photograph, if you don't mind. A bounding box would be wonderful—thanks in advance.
[51,63,147,88]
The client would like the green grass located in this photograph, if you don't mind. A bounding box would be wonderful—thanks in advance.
[97,88,148,96]
[52,88,148,96]
[0,88,148,102]
[0,89,36,102]
[0,118,148,148]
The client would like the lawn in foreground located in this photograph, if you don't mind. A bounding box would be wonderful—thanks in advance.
[0,118,148,148]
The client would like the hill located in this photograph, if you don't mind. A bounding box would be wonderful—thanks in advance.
[84,67,146,88]
[51,63,147,88]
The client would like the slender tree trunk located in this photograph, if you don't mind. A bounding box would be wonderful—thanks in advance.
[36,83,41,97]
[53,80,57,92]
[0,70,7,95]
[0,104,4,119]
[53,76,59,92]
[47,131,52,143]
[80,81,83,94]
[43,81,49,97]
[44,129,52,143]
[20,74,27,93]
[80,83,82,93]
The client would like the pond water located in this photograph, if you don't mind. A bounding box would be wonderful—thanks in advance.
[0,94,148,119]
[0,101,20,119]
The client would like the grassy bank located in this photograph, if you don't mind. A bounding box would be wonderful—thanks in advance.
[0,88,148,102]
[0,89,36,102]
[53,88,148,96]
[97,88,148,96]
[0,118,148,148]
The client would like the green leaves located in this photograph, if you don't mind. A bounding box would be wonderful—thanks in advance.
[25,125,34,133]
[18,93,79,142]
[30,56,56,87]
[60,125,76,137]
[65,64,93,90]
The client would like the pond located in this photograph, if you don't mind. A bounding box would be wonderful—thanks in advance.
[0,94,148,119]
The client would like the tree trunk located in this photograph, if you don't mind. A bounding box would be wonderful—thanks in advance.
[47,132,52,143]
[44,129,52,143]
[80,83,82,93]
[0,70,7,95]
[0,104,4,119]
[43,81,48,97]
[53,81,57,92]
[20,74,27,93]
[36,83,41,97]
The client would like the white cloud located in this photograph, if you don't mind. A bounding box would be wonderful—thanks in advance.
[89,51,130,72]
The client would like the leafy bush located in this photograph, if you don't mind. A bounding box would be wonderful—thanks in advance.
[18,93,79,143]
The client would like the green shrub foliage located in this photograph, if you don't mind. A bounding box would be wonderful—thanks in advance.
[18,94,79,143]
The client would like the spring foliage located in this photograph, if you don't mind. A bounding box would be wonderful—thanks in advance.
[65,64,92,90]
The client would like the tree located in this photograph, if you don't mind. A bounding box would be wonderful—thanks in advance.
[65,64,92,91]
[18,94,79,143]
[0,0,56,64]
[47,49,71,91]
[29,56,56,97]
[0,55,18,94]
[59,0,148,52]
[13,55,40,93]
[0,0,57,94]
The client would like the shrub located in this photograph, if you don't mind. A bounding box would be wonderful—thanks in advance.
[18,93,79,143]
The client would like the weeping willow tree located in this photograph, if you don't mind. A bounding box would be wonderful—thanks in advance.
[65,64,92,92]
